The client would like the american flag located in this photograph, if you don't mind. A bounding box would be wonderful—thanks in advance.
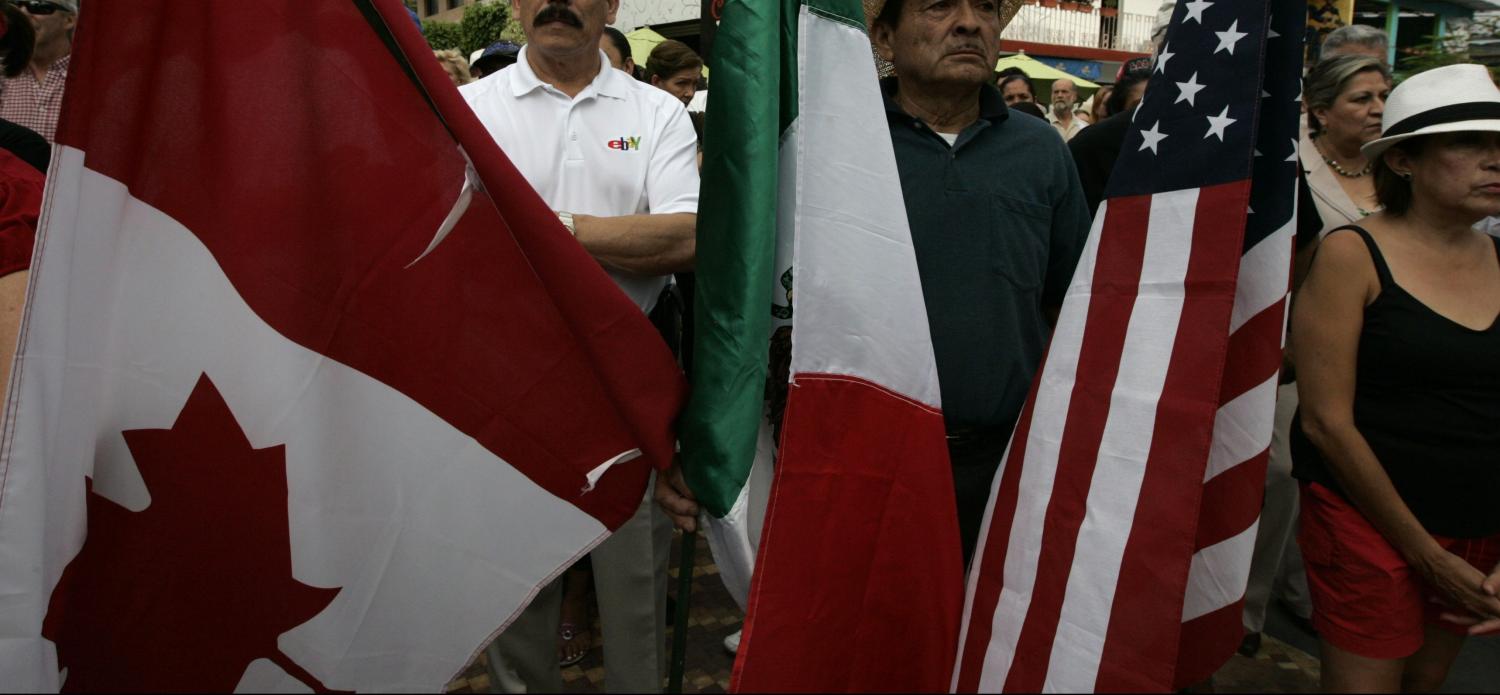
[951,0,1304,691]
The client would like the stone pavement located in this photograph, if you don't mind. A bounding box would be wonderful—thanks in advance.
[444,533,1332,694]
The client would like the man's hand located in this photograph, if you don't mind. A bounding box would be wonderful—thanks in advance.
[654,462,700,533]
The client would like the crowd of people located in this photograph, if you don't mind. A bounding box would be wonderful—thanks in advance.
[992,55,1146,146]
[477,2,1498,691]
[0,0,1494,692]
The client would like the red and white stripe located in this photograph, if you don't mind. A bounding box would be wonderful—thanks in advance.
[953,178,1292,692]
[728,7,963,691]
[1173,192,1295,687]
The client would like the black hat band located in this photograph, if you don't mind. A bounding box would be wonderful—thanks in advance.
[1383,101,1500,139]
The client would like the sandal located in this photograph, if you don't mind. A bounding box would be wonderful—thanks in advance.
[558,621,587,667]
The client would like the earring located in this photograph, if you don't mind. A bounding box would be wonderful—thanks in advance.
[1399,171,1412,180]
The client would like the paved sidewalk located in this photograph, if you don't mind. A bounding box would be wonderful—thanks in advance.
[447,533,1327,694]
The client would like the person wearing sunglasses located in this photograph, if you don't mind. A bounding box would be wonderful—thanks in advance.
[0,0,76,143]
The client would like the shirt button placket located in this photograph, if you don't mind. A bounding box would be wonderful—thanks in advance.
[565,103,582,160]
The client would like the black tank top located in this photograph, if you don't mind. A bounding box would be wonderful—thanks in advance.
[1291,226,1500,539]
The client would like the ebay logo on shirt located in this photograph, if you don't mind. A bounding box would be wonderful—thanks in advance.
[607,136,641,151]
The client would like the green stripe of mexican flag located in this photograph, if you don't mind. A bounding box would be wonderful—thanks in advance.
[681,0,795,517]
[682,0,965,689]
[678,0,798,610]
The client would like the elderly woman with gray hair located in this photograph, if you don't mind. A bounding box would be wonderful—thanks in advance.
[1303,54,1393,242]
[1320,23,1390,62]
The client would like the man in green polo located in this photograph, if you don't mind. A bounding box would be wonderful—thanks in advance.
[871,0,1091,563]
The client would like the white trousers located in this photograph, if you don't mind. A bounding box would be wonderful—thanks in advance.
[489,478,672,692]
[1243,384,1313,633]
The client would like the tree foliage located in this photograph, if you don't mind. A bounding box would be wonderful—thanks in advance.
[423,20,463,52]
[500,14,527,44]
[460,1,514,55]
[422,1,525,57]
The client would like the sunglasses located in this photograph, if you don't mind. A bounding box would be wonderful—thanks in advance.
[13,1,67,15]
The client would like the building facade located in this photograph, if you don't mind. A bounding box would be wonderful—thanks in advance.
[1343,0,1500,66]
[413,0,481,24]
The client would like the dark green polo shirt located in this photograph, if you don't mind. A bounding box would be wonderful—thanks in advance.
[883,78,1091,433]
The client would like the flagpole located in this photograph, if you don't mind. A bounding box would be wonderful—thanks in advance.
[667,528,697,693]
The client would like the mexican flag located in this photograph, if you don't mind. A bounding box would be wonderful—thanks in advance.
[680,0,965,689]
[0,1,683,691]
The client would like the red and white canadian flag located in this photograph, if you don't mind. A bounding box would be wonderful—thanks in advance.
[0,1,684,691]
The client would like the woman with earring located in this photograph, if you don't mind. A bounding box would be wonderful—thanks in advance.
[1291,63,1500,692]
[1302,55,1392,243]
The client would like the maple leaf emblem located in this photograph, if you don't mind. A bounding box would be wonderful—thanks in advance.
[42,374,347,693]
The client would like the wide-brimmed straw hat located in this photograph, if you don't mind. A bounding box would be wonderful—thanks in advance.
[1361,63,1500,161]
[860,0,1024,27]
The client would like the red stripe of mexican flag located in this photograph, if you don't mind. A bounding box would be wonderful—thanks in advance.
[705,0,966,690]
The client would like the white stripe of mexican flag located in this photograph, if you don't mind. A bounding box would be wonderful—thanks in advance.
[715,1,965,690]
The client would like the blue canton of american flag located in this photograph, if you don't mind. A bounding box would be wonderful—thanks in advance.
[952,1,1304,692]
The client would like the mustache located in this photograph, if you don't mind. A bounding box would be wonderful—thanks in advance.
[534,4,583,27]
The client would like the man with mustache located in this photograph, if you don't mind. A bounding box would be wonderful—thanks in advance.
[870,0,1091,563]
[460,0,699,691]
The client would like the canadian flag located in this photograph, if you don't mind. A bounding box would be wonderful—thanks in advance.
[0,1,684,691]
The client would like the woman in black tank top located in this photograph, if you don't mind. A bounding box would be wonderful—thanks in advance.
[1290,64,1500,693]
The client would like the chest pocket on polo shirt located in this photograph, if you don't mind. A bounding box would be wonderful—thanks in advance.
[990,193,1051,292]
[597,134,650,207]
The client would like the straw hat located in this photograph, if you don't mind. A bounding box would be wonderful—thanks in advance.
[1361,63,1500,161]
[861,0,1025,76]
[861,0,1023,28]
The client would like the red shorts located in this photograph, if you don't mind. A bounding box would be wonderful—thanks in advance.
[1298,482,1500,660]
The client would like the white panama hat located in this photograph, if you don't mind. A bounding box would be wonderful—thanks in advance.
[1361,63,1500,161]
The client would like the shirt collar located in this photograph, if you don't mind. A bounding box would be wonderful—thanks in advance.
[509,45,629,101]
[880,77,1010,126]
[9,53,70,85]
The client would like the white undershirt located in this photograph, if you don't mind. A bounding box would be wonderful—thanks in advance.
[936,131,959,146]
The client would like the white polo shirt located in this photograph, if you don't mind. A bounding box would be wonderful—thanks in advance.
[460,46,700,312]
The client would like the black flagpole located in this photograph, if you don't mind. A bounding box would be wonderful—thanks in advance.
[667,528,698,693]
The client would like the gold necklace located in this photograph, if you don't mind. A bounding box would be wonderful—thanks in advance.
[1315,137,1371,178]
